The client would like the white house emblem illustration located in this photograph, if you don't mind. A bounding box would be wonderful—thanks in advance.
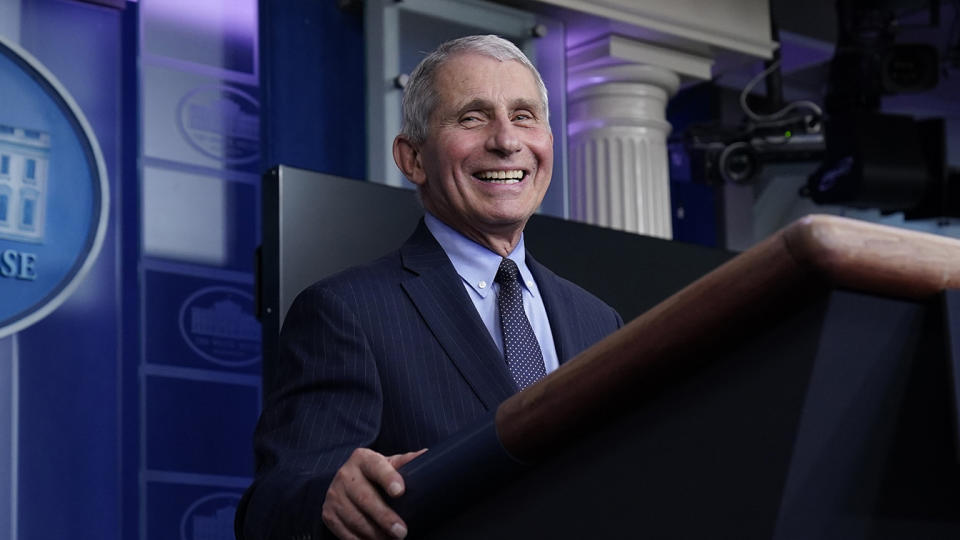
[179,492,241,540]
[177,85,260,164]
[190,299,259,341]
[178,286,260,367]
[0,123,49,244]
[191,505,235,540]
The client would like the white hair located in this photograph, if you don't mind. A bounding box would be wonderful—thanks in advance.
[400,34,549,144]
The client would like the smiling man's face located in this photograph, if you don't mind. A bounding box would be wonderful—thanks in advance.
[397,52,553,255]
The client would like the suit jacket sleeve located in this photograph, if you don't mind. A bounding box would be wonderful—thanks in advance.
[237,284,382,540]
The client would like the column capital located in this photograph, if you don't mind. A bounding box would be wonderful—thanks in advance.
[567,63,678,138]
[568,63,680,100]
[568,34,714,88]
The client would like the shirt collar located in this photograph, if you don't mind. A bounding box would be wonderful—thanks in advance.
[424,212,538,299]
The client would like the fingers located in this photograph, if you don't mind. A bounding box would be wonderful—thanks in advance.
[322,504,386,540]
[387,448,428,471]
[322,448,414,540]
[358,448,409,499]
[323,465,389,540]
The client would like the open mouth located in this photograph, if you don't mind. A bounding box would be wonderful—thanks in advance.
[473,169,527,185]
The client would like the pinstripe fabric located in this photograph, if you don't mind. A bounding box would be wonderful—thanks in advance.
[237,220,623,539]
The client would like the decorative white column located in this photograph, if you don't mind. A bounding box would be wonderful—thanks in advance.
[565,34,716,239]
[567,64,679,238]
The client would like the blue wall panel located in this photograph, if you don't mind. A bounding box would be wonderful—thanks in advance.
[144,269,260,373]
[0,0,351,537]
[12,1,124,539]
[145,376,258,476]
[260,0,366,179]
[137,0,262,537]
[146,484,244,540]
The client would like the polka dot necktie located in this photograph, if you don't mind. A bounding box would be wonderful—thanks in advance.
[495,257,546,390]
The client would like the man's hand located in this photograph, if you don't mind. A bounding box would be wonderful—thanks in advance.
[322,447,427,540]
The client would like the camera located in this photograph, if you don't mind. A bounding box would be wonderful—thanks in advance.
[684,115,824,186]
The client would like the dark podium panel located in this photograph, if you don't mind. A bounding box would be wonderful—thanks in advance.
[258,165,732,390]
[417,289,960,539]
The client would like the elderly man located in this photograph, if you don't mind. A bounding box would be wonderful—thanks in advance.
[237,35,622,540]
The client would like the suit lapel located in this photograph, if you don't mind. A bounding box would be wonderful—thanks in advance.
[400,221,517,410]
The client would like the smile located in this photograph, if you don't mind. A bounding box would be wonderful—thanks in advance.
[473,169,526,184]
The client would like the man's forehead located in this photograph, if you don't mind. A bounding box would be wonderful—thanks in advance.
[434,55,543,109]
[437,53,531,80]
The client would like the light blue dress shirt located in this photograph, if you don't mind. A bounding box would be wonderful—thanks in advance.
[424,213,560,375]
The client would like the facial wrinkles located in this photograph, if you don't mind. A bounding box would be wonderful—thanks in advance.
[439,66,543,119]
[449,96,544,120]
[412,54,553,255]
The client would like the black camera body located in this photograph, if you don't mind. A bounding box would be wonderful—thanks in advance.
[685,117,824,185]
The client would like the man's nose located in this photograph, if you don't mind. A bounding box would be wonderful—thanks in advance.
[486,119,522,156]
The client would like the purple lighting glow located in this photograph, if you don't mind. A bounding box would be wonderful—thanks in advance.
[140,0,258,75]
[142,0,256,38]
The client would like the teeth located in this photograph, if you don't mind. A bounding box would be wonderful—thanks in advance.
[475,170,524,181]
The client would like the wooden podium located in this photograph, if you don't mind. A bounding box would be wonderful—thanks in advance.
[393,215,960,539]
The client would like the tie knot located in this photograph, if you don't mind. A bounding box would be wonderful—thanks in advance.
[495,257,520,285]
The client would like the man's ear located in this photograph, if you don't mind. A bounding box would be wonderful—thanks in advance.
[393,135,426,186]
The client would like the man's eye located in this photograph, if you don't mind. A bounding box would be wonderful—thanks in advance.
[460,115,481,124]
[513,113,533,122]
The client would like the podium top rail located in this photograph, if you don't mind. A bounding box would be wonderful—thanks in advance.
[496,214,960,462]
[782,214,960,298]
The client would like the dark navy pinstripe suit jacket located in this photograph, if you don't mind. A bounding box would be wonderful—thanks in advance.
[237,220,622,539]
